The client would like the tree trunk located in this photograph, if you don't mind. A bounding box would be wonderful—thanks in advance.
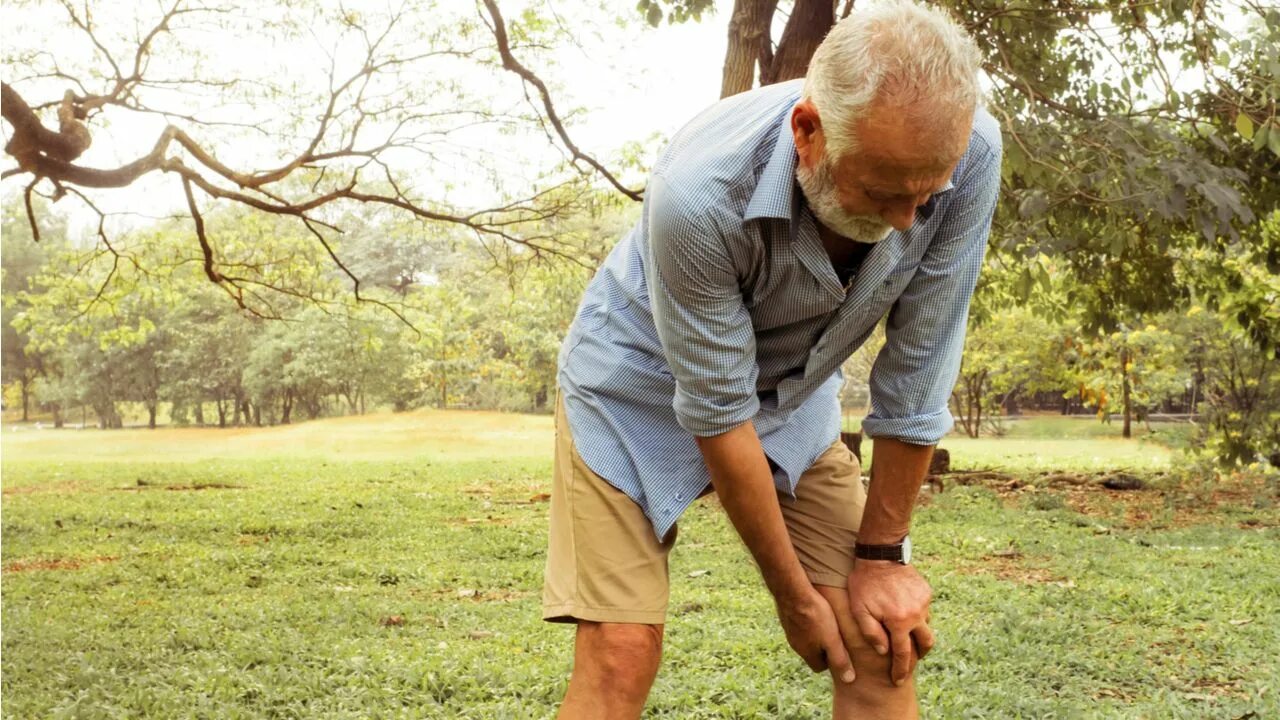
[241,398,251,424]
[281,390,293,425]
[302,394,322,420]
[93,400,122,429]
[970,370,987,438]
[194,401,205,425]
[147,403,157,429]
[20,375,30,421]
[52,404,64,428]
[721,0,779,98]
[1121,346,1132,439]
[216,397,227,428]
[253,401,262,427]
[762,0,833,85]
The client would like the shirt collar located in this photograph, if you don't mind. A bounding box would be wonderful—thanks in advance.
[743,110,801,222]
[915,178,954,222]
[742,108,956,224]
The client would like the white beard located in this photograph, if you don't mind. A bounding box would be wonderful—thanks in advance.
[796,153,893,243]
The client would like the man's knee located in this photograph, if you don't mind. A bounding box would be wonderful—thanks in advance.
[574,622,664,698]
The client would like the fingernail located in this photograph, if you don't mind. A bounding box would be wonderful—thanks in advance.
[894,677,904,687]
[842,670,855,684]
[876,645,887,656]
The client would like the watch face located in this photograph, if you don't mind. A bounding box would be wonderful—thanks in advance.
[902,534,912,564]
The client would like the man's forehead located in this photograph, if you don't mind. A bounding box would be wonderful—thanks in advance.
[843,104,971,177]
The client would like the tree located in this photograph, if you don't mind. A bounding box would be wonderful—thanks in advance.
[1,193,65,421]
[1068,321,1188,438]
[950,307,1068,438]
[2,0,635,323]
[1173,211,1280,464]
[408,279,486,409]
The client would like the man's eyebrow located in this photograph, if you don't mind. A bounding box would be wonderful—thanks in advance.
[866,182,948,197]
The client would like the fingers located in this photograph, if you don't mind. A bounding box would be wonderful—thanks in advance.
[823,632,857,684]
[853,608,890,657]
[803,648,827,673]
[889,626,913,687]
[913,622,935,660]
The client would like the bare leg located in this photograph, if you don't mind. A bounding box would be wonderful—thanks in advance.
[556,621,664,720]
[816,585,919,720]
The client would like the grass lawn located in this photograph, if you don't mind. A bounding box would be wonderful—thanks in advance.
[2,410,1277,718]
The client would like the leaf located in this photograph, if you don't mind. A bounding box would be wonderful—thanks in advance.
[646,3,662,26]
[1235,113,1254,141]
[1018,192,1048,219]
[1270,125,1280,159]
[1253,122,1270,152]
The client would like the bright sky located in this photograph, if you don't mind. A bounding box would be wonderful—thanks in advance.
[1,0,732,239]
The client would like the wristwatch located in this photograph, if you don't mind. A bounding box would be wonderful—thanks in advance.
[854,534,912,565]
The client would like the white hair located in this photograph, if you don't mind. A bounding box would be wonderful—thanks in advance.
[802,0,983,159]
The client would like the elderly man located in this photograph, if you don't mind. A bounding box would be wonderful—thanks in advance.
[544,1,1000,717]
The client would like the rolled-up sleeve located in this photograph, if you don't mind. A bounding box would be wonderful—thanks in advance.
[862,140,1002,445]
[644,173,760,436]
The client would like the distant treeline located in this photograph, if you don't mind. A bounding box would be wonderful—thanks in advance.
[2,197,1277,467]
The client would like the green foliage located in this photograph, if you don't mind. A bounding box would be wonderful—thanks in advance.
[1068,319,1189,428]
[951,307,1070,438]
[635,0,715,27]
[1170,306,1280,467]
[1,195,67,421]
[0,192,630,425]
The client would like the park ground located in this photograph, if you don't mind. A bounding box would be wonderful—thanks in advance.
[1,410,1277,718]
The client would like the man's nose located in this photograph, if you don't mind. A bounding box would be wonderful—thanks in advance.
[882,201,917,232]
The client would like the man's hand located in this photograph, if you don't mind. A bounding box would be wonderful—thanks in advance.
[777,587,857,684]
[846,559,934,686]
[695,420,860,687]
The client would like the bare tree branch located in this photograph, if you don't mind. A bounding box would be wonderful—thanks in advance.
[478,0,643,201]
[3,0,626,329]
[23,178,40,242]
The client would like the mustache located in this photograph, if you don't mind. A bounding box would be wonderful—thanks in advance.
[796,157,892,243]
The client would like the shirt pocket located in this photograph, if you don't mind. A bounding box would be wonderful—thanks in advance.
[872,261,920,305]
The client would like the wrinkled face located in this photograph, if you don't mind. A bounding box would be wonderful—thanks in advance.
[793,98,971,242]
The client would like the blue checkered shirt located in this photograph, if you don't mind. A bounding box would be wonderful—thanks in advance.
[558,79,1002,540]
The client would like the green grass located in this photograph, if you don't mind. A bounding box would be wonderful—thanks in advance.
[3,411,1277,718]
[838,414,1183,473]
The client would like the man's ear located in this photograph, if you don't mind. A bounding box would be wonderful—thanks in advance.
[791,100,823,168]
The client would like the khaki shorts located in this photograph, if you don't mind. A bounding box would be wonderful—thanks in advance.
[543,396,866,624]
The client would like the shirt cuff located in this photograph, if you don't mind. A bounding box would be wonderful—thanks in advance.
[674,390,761,437]
[861,407,953,445]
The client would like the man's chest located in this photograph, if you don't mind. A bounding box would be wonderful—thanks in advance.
[736,212,933,401]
